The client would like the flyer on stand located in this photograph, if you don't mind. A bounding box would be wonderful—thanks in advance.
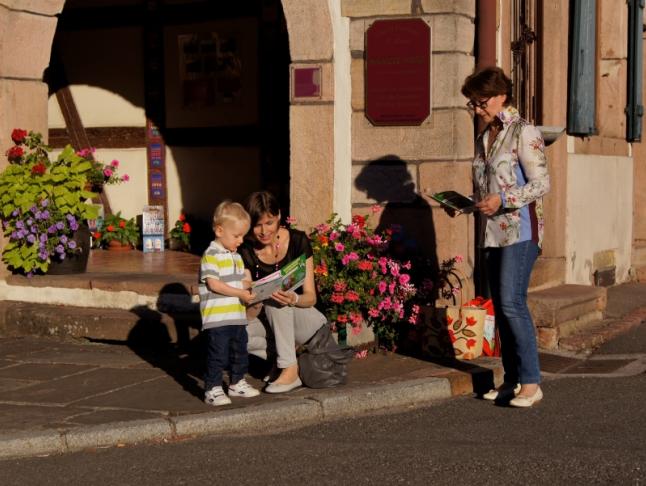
[249,254,307,304]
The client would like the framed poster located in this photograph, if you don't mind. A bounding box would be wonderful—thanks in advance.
[164,19,259,128]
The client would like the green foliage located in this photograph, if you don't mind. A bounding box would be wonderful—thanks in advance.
[93,211,140,247]
[0,130,101,275]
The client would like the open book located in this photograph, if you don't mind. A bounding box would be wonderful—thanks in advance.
[425,190,477,214]
[249,254,307,304]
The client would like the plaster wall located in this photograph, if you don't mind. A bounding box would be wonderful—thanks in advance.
[565,153,633,285]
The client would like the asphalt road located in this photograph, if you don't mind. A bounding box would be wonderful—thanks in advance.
[1,369,644,486]
[2,319,646,486]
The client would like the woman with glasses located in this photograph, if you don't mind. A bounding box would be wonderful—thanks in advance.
[461,67,550,407]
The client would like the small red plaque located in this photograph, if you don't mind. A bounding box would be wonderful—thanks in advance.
[292,66,321,99]
[365,19,431,126]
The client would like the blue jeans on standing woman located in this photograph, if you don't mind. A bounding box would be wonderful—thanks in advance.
[204,325,249,391]
[485,240,541,385]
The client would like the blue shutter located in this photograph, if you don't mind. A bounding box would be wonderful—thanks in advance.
[567,0,597,135]
[627,0,644,142]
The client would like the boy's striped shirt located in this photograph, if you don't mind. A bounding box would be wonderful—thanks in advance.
[199,240,247,330]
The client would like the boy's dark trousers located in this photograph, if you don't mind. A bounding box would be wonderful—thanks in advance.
[204,325,248,391]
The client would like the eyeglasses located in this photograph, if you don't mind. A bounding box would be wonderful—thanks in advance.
[466,97,491,111]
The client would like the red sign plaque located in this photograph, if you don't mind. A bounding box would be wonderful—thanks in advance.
[365,18,431,126]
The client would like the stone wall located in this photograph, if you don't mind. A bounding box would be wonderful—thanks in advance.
[343,0,477,289]
[0,1,65,278]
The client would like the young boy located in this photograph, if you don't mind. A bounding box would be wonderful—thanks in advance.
[199,201,260,406]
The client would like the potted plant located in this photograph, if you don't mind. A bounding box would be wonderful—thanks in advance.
[93,211,140,250]
[168,213,191,251]
[0,129,126,275]
[308,208,419,350]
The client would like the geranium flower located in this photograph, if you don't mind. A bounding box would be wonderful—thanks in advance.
[11,128,28,144]
[334,242,344,252]
[110,159,119,167]
[6,146,24,161]
[182,223,191,233]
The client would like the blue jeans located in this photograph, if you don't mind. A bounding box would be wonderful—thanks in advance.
[485,240,541,384]
[204,325,248,391]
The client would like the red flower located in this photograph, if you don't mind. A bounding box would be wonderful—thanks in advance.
[106,225,115,232]
[466,339,476,349]
[118,221,126,229]
[446,315,453,325]
[93,232,102,239]
[448,329,457,343]
[182,223,191,233]
[31,163,46,175]
[6,146,24,161]
[178,214,186,222]
[337,314,348,323]
[357,260,373,271]
[11,129,28,145]
[466,316,477,327]
[352,214,366,228]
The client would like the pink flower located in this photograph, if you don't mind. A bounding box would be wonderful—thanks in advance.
[398,274,410,285]
[350,313,362,325]
[285,216,297,225]
[110,159,120,167]
[341,254,351,265]
[370,204,382,213]
[103,168,113,178]
[335,242,345,252]
[329,231,339,241]
[454,254,464,263]
[121,174,130,182]
[315,223,330,234]
[331,293,345,304]
[345,290,360,302]
[368,308,380,318]
[378,281,387,294]
[333,281,347,292]
[388,282,396,294]
[355,349,368,359]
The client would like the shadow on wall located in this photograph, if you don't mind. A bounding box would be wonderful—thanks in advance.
[354,155,440,287]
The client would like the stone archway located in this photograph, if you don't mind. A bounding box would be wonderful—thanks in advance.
[0,0,335,230]
[280,0,336,228]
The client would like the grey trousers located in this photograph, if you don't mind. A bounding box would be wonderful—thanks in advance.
[247,305,327,368]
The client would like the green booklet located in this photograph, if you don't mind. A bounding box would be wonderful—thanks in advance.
[427,190,477,214]
[249,254,307,304]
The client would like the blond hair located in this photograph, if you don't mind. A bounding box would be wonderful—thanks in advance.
[212,200,251,230]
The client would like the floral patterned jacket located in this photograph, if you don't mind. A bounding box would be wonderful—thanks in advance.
[473,106,550,248]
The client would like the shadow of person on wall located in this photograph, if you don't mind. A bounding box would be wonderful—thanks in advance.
[355,155,440,289]
[127,283,203,400]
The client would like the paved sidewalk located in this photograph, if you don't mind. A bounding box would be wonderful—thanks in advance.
[0,336,502,460]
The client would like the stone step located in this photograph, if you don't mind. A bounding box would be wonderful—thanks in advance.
[633,241,646,266]
[529,284,608,351]
[0,300,200,344]
[558,318,641,354]
[634,264,646,283]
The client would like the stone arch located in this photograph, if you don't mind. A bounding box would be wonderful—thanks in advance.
[280,0,336,228]
[0,0,335,229]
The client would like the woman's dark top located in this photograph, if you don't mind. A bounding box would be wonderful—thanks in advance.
[239,228,313,281]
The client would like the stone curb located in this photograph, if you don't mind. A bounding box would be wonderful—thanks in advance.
[0,377,454,461]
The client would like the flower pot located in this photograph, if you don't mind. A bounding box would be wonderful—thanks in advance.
[47,223,91,275]
[107,239,133,251]
[168,238,187,251]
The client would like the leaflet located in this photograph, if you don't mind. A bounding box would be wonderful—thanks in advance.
[249,254,307,304]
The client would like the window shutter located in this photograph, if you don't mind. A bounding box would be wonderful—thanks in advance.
[567,0,597,136]
[627,0,644,142]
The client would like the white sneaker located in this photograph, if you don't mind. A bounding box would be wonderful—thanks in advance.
[228,378,260,398]
[204,386,232,406]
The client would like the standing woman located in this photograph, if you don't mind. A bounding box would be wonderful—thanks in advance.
[461,67,550,407]
[239,191,327,393]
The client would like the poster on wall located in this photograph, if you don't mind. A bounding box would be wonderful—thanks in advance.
[178,32,242,107]
[164,19,259,128]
